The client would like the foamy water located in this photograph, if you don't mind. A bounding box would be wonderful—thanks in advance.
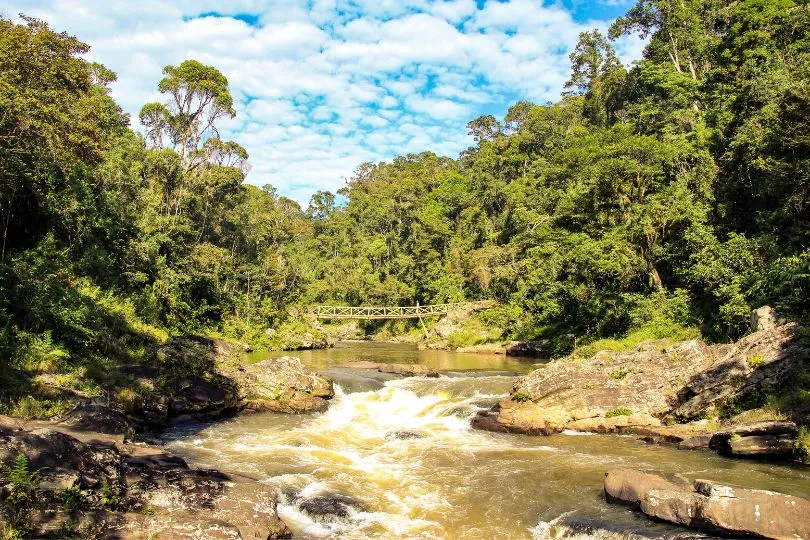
[163,351,810,539]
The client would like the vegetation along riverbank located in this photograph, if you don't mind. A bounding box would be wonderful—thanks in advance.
[1,0,809,538]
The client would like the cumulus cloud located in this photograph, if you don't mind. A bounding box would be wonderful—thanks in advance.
[4,0,646,204]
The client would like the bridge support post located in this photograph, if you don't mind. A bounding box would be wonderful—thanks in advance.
[417,301,429,340]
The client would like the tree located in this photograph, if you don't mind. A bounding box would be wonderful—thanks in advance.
[564,30,623,96]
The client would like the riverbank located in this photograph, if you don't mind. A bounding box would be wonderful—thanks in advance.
[472,307,810,464]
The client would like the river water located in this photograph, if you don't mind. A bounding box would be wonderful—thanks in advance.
[163,342,810,539]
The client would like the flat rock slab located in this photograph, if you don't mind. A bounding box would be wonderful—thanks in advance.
[605,469,810,539]
[341,361,439,377]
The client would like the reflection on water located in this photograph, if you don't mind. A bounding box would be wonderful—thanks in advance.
[244,340,543,373]
[166,344,810,539]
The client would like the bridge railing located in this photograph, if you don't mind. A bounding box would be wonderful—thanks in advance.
[314,301,492,319]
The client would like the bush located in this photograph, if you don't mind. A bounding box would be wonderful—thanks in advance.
[746,354,765,368]
[9,395,68,420]
[512,391,532,403]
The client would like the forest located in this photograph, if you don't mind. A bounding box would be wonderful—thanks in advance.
[1,0,809,402]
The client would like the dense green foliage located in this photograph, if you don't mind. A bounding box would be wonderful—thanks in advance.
[1,1,809,399]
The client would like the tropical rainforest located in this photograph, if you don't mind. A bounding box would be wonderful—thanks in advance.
[1,0,809,402]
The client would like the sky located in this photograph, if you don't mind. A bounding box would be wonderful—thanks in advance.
[3,0,645,205]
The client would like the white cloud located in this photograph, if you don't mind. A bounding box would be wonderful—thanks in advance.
[3,0,647,204]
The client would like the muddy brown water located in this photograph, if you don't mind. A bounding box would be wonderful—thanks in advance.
[164,342,810,539]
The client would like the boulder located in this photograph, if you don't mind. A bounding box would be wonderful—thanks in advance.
[604,469,692,507]
[605,469,810,539]
[639,489,703,527]
[298,494,365,522]
[751,305,779,332]
[57,405,134,439]
[708,421,799,458]
[226,356,335,414]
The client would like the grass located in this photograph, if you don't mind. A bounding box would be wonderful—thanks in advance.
[609,368,632,380]
[605,407,633,418]
[570,322,700,360]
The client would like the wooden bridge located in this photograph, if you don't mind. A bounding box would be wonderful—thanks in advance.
[314,301,492,320]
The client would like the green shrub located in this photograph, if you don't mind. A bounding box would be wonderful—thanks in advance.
[101,480,119,510]
[605,407,632,418]
[512,391,532,403]
[746,354,765,368]
[609,368,631,380]
[10,396,68,420]
[60,483,83,512]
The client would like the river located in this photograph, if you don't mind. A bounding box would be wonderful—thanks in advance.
[163,342,810,539]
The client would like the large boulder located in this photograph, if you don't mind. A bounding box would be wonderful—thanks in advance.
[604,469,692,507]
[473,309,807,438]
[224,356,335,414]
[605,469,810,539]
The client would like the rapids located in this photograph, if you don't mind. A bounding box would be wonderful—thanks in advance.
[163,343,810,539]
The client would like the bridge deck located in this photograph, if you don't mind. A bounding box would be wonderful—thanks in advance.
[314,301,491,320]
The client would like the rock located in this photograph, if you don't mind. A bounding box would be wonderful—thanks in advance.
[751,305,779,332]
[0,423,291,539]
[299,494,365,521]
[505,341,548,357]
[226,356,334,414]
[725,435,796,457]
[57,405,134,439]
[707,421,799,458]
[567,413,661,434]
[677,434,714,451]
[714,420,798,438]
[606,470,810,539]
[341,361,439,378]
[604,469,692,507]
[472,309,808,439]
[640,489,703,527]
[385,431,424,440]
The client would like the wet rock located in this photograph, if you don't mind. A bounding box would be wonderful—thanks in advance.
[385,431,424,440]
[225,356,335,414]
[470,408,512,433]
[299,494,366,521]
[342,361,439,378]
[604,469,692,507]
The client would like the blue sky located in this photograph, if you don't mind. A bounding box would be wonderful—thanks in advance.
[4,0,645,205]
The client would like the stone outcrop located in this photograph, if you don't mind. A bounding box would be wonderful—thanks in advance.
[472,308,808,460]
[222,356,335,413]
[605,469,810,539]
[341,361,439,378]
[110,337,334,427]
[0,419,290,539]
